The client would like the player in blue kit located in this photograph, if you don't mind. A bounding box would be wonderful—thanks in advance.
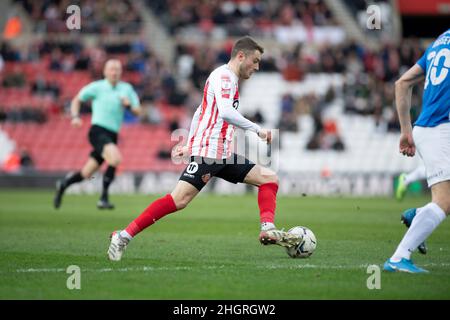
[384,29,450,273]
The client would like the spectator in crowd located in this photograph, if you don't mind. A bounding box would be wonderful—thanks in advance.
[19,0,141,34]
[19,148,34,171]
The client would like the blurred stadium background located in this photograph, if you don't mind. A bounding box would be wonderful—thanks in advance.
[0,0,449,197]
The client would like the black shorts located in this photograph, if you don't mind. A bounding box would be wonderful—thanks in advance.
[88,125,118,165]
[179,153,256,191]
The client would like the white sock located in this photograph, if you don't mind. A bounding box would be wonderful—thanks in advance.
[119,230,133,240]
[391,203,446,262]
[261,222,276,231]
[404,165,427,186]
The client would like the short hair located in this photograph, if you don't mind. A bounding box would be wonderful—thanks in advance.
[230,36,264,58]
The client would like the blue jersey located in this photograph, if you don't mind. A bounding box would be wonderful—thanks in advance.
[415,29,450,127]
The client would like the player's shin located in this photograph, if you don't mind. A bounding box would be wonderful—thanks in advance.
[121,194,178,239]
[63,171,84,188]
[391,202,446,261]
[101,166,116,201]
[258,182,278,230]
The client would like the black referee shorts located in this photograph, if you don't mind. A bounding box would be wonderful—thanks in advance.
[88,125,118,165]
[179,153,256,191]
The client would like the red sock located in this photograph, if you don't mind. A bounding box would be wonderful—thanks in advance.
[125,194,177,237]
[258,182,278,224]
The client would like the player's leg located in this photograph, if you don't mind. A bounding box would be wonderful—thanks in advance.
[108,157,216,261]
[396,164,427,200]
[108,181,200,261]
[385,124,449,273]
[53,157,100,209]
[400,162,429,254]
[385,181,449,273]
[123,180,199,238]
[98,143,122,209]
[243,164,279,229]
[400,207,428,254]
[242,165,302,247]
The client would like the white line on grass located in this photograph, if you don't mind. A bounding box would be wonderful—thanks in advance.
[10,262,450,274]
[13,265,225,273]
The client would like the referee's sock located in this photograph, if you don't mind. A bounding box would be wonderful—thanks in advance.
[62,171,84,189]
[101,166,116,201]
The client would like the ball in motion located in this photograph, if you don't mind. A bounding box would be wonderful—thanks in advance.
[286,226,317,258]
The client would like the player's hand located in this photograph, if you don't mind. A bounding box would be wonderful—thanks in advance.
[258,129,272,144]
[172,145,190,158]
[121,97,131,108]
[71,116,82,127]
[399,131,415,157]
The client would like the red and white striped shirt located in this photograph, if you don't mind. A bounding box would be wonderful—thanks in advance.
[188,64,261,159]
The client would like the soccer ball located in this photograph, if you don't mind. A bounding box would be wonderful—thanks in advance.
[285,226,317,258]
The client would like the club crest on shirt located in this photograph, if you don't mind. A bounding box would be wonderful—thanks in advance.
[221,78,231,90]
[221,75,231,98]
[201,173,211,183]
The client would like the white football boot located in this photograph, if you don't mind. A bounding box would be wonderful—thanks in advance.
[107,230,129,261]
[259,229,302,247]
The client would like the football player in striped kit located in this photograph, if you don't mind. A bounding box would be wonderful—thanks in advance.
[107,36,301,261]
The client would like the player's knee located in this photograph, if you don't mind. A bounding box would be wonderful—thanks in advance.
[114,158,122,167]
[441,200,450,216]
[261,171,278,186]
[80,171,90,179]
[254,175,278,187]
[108,154,122,167]
[174,198,189,210]
[81,167,96,179]
[433,190,450,215]
[171,193,192,210]
[433,199,450,216]
[268,174,279,185]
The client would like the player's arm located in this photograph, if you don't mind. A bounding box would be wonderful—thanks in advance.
[213,75,271,142]
[122,86,142,117]
[395,64,425,156]
[71,82,98,127]
[395,64,425,133]
[70,93,83,127]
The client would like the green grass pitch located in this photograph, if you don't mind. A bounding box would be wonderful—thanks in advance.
[0,190,449,299]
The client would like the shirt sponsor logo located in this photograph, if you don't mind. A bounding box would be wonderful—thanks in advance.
[186,162,199,174]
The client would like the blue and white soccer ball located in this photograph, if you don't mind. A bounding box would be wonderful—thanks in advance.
[286,226,317,258]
